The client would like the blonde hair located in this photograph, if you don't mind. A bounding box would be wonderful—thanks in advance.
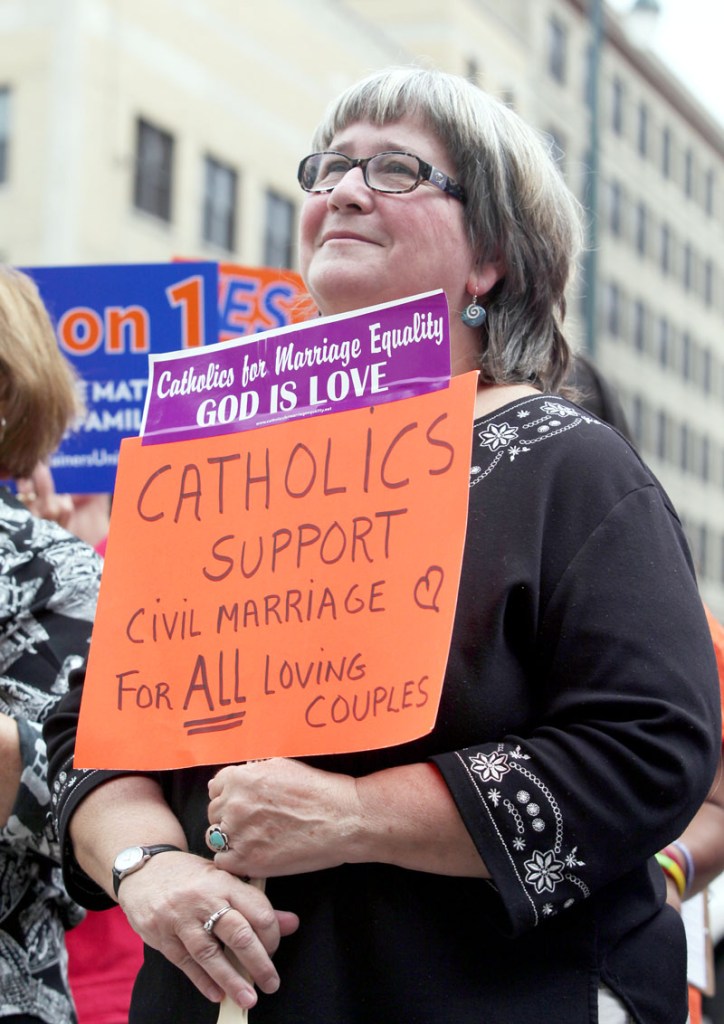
[0,266,84,478]
[311,66,585,392]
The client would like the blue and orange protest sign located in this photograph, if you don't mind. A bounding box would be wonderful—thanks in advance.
[25,262,219,492]
[217,263,309,339]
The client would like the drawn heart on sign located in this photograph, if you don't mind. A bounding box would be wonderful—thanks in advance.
[413,566,444,612]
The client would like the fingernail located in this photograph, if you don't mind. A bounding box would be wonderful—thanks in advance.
[235,985,258,1009]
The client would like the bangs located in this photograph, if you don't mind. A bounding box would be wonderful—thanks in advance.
[312,71,438,150]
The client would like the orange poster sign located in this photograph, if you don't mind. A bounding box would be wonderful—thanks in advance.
[74,372,477,770]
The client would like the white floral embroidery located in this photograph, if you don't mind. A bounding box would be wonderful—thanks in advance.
[516,409,530,418]
[478,422,518,451]
[540,401,578,418]
[460,734,589,921]
[524,850,566,894]
[564,847,586,868]
[469,749,510,782]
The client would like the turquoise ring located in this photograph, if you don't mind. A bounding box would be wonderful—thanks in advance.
[206,824,230,853]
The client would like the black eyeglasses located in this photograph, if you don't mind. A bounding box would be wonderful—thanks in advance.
[297,150,466,203]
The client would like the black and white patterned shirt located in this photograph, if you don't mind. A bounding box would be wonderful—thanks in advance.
[0,488,101,1023]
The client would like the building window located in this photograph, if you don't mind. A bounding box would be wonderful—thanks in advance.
[682,332,692,380]
[133,118,174,221]
[264,191,295,269]
[465,58,480,85]
[703,348,713,394]
[684,148,694,198]
[605,282,622,338]
[656,409,670,461]
[705,168,716,216]
[682,244,693,292]
[607,179,623,236]
[547,16,567,84]
[660,223,671,275]
[657,316,669,365]
[701,436,710,482]
[637,102,649,157]
[0,87,9,183]
[661,126,671,179]
[635,202,647,256]
[704,259,714,306]
[202,155,238,251]
[546,128,567,168]
[679,423,689,472]
[633,300,647,352]
[632,394,645,447]
[611,76,625,135]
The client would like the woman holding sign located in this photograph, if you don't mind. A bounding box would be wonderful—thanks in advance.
[45,68,719,1023]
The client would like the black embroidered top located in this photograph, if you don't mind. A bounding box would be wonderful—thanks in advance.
[45,396,720,1024]
[0,489,101,1023]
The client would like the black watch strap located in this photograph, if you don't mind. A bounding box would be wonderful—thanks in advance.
[112,843,182,897]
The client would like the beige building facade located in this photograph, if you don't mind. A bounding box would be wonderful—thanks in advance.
[0,0,722,615]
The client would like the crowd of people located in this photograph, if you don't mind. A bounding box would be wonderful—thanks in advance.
[1,65,723,1024]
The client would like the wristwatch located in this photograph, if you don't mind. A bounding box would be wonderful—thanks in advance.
[112,844,182,897]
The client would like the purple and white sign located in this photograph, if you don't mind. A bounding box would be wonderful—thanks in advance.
[140,290,450,445]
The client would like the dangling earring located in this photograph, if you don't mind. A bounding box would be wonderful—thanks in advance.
[461,295,487,328]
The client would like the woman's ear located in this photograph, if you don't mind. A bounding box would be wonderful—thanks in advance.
[468,259,504,300]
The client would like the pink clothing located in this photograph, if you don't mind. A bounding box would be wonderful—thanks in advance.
[67,907,143,1024]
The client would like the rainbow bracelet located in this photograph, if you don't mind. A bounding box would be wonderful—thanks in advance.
[655,851,687,899]
[670,840,695,895]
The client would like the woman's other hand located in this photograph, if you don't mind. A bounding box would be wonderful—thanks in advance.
[116,849,298,1010]
[16,462,74,528]
[208,758,360,878]
[208,757,488,880]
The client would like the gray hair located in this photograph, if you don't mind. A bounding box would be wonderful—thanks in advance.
[311,66,585,393]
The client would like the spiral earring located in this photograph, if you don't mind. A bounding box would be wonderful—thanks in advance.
[460,295,487,328]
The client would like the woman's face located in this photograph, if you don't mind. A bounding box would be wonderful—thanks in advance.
[298,116,479,323]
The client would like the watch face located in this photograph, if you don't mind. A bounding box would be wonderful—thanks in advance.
[114,846,145,872]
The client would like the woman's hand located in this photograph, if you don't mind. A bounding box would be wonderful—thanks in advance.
[16,463,74,528]
[116,848,299,1010]
[0,712,21,826]
[207,758,360,879]
[208,758,489,881]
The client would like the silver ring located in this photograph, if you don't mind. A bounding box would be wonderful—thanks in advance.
[203,904,232,934]
[206,824,230,853]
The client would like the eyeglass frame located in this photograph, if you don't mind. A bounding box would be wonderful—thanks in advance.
[297,150,467,203]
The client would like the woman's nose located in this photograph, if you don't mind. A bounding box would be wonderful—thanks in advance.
[327,166,374,209]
